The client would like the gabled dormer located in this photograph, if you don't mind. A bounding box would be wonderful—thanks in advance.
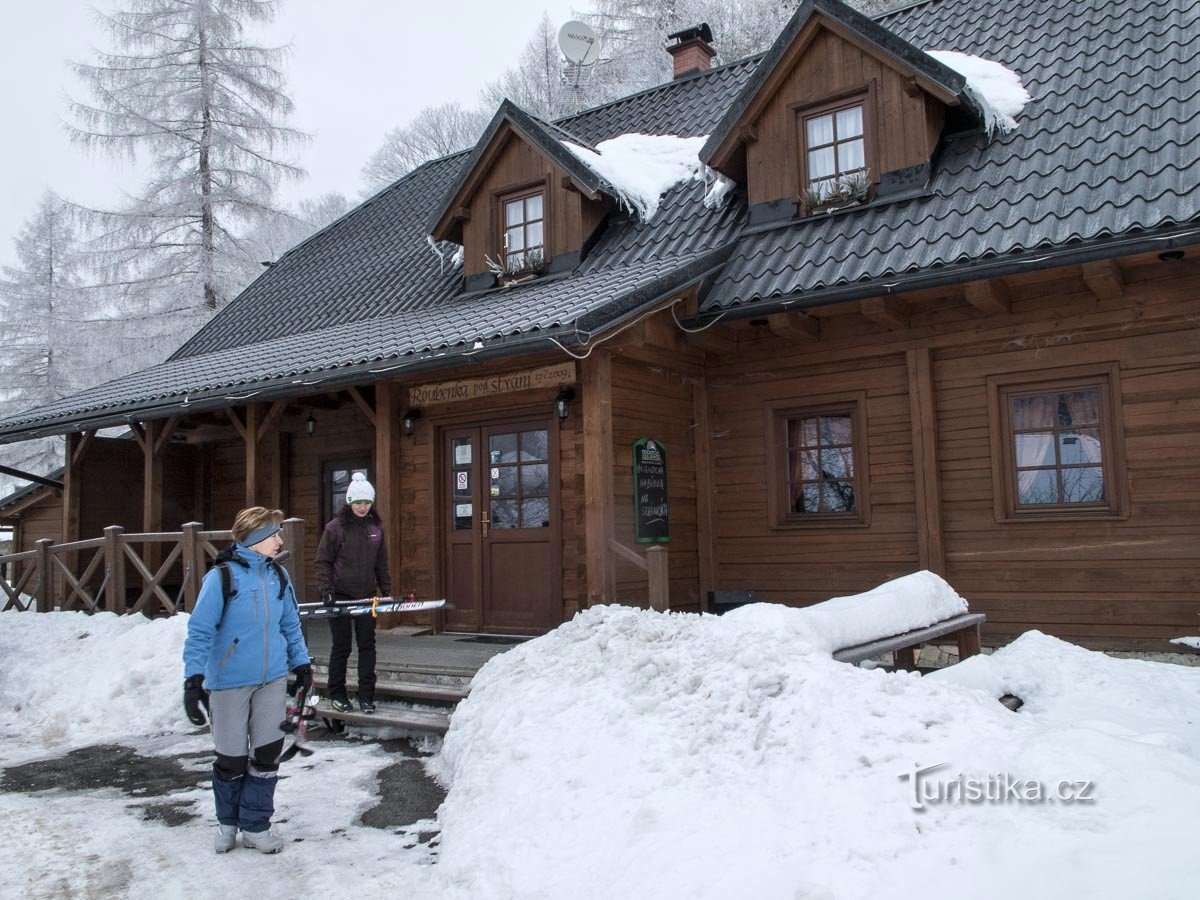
[428,101,612,292]
[701,0,982,224]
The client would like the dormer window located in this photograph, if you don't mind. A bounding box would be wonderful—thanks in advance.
[800,98,870,208]
[503,190,545,273]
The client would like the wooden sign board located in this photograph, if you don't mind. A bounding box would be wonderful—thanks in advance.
[409,362,576,407]
[633,438,669,543]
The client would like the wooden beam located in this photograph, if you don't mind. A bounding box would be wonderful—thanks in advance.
[766,312,820,341]
[452,206,471,222]
[224,407,249,443]
[345,387,376,427]
[684,326,736,354]
[128,422,147,453]
[142,419,163,540]
[693,374,717,609]
[256,399,288,443]
[737,123,758,143]
[640,310,685,353]
[374,381,403,626]
[244,404,259,507]
[860,297,910,331]
[62,432,81,548]
[906,348,945,576]
[1081,259,1124,300]
[72,430,96,466]
[963,279,1011,316]
[153,416,180,456]
[582,352,615,606]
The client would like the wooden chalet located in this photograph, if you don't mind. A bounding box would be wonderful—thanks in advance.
[1,0,1197,651]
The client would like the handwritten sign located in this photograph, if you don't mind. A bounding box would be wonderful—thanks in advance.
[633,438,669,543]
[409,362,576,406]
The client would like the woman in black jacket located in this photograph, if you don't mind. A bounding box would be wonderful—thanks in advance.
[314,473,391,713]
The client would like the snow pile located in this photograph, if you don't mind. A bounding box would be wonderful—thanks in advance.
[927,50,1031,134]
[436,581,1200,898]
[0,610,188,758]
[563,133,733,222]
[1170,635,1200,650]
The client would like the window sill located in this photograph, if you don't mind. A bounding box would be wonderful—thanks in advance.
[772,516,870,530]
[996,509,1128,524]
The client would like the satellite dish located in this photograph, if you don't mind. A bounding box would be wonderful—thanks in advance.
[559,21,600,66]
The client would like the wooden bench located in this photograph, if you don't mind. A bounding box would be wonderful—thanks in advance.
[832,612,985,670]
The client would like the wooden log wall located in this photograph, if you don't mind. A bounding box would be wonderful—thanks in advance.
[701,250,1200,648]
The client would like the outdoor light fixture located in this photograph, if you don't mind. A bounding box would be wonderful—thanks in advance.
[402,408,423,437]
[555,387,576,421]
[305,412,316,436]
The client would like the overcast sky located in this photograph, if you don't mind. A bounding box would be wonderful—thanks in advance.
[0,0,583,268]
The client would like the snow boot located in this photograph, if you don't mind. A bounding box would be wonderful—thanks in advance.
[359,699,376,714]
[214,824,238,854]
[241,827,285,854]
[329,694,353,713]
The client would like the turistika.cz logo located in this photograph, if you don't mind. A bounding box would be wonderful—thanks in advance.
[899,762,1097,811]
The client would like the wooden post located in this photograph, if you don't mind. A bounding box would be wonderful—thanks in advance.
[245,403,260,507]
[104,525,127,614]
[647,546,669,612]
[374,382,404,628]
[34,539,54,613]
[956,624,982,660]
[692,375,716,610]
[62,433,81,545]
[281,517,306,603]
[582,353,615,606]
[181,522,203,613]
[906,348,945,575]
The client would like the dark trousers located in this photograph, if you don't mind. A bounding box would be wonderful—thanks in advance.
[327,608,377,701]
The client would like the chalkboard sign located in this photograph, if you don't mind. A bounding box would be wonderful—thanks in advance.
[633,438,669,543]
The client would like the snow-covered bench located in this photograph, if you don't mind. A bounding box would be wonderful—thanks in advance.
[832,612,984,670]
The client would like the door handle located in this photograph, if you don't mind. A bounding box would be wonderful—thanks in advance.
[481,510,489,539]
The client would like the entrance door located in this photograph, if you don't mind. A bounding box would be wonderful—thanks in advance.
[441,418,561,633]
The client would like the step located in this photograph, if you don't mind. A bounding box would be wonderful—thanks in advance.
[313,700,451,735]
[310,678,468,705]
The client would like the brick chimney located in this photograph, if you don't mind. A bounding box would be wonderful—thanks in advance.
[666,23,716,79]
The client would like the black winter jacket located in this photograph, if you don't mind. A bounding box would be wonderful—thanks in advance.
[314,508,393,600]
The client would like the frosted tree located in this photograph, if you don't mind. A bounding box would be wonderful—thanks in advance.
[69,0,306,315]
[481,14,579,121]
[361,103,489,192]
[242,191,354,265]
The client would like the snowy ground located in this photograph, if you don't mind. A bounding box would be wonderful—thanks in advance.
[2,573,1199,898]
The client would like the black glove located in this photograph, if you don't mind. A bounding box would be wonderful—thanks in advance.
[183,674,209,726]
[293,664,313,692]
[322,591,336,607]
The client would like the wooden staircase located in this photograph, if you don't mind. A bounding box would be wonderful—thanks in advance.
[303,675,470,736]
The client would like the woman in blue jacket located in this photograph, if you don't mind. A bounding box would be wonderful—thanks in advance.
[182,507,312,855]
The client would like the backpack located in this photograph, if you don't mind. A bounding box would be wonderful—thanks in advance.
[211,544,294,625]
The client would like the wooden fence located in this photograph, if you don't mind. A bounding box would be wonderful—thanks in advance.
[0,518,306,616]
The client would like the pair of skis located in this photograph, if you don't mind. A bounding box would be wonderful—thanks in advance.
[297,594,446,620]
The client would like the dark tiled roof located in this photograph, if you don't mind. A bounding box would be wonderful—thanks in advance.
[0,0,1196,439]
[704,0,1200,310]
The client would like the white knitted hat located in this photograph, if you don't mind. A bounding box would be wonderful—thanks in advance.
[345,472,376,504]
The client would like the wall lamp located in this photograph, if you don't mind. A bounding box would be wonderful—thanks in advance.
[402,407,423,437]
[305,412,316,436]
[555,387,576,422]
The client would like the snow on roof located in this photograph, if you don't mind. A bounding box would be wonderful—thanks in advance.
[562,133,734,222]
[927,50,1032,135]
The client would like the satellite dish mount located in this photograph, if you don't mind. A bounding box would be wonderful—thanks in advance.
[558,20,600,92]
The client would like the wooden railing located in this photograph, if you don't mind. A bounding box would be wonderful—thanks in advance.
[609,539,669,611]
[0,518,306,616]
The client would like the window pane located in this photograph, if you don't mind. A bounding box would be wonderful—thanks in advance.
[822,482,855,512]
[1014,432,1056,467]
[491,499,519,529]
[505,199,524,227]
[1058,388,1101,426]
[506,226,524,252]
[800,418,819,447]
[489,433,517,464]
[454,502,473,531]
[836,106,863,138]
[820,447,854,479]
[1059,428,1104,465]
[792,449,819,482]
[806,113,834,146]
[453,469,471,499]
[520,463,549,496]
[520,430,548,460]
[820,415,852,446]
[808,146,836,181]
[1061,467,1105,504]
[525,194,543,220]
[493,465,517,498]
[520,497,551,528]
[793,483,821,513]
[1011,393,1055,429]
[452,438,472,465]
[526,221,544,250]
[837,138,865,174]
[1017,468,1059,505]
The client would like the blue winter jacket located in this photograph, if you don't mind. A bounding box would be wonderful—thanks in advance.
[182,544,310,690]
